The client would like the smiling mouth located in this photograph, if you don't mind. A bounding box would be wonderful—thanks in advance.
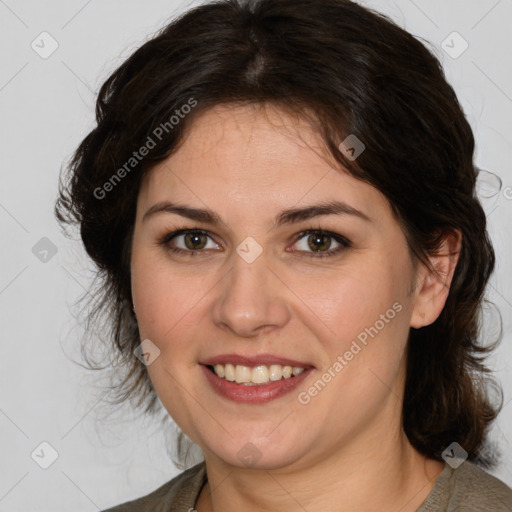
[205,363,310,386]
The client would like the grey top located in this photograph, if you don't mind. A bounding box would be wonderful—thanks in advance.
[102,459,512,511]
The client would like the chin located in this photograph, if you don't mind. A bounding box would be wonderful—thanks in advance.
[202,432,310,471]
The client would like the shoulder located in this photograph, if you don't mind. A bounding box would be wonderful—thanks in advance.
[418,460,512,512]
[101,461,207,512]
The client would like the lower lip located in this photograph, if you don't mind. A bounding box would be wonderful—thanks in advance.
[200,364,314,404]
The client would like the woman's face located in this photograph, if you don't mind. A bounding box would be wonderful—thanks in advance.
[131,103,424,470]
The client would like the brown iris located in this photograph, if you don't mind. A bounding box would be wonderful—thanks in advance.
[307,232,332,252]
[184,232,208,250]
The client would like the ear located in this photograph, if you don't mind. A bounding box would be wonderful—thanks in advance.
[410,230,462,329]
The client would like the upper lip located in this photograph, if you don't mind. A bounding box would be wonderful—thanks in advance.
[200,353,314,368]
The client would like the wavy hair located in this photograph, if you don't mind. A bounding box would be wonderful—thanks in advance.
[55,0,503,469]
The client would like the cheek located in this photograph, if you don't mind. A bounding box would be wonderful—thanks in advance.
[131,248,182,342]
[296,264,405,339]
[132,243,189,319]
[131,253,204,421]
[298,268,410,422]
[296,252,412,382]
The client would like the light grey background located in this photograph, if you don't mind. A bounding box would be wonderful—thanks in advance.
[1,0,511,510]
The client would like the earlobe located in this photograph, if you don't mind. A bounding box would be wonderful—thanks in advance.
[410,230,462,329]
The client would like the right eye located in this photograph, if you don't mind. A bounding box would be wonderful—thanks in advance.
[158,228,221,256]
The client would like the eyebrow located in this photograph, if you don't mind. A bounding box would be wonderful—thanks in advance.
[142,200,371,227]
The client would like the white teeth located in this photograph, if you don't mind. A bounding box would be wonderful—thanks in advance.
[214,364,225,378]
[211,363,307,385]
[235,365,251,383]
[224,363,235,381]
[269,364,282,381]
[251,365,269,383]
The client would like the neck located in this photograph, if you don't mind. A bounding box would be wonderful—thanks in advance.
[195,421,444,512]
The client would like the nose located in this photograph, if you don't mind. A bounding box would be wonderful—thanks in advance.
[211,249,291,338]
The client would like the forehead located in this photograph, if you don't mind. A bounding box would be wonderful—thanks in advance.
[137,103,390,222]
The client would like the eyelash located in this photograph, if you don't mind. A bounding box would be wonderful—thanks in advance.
[157,228,352,259]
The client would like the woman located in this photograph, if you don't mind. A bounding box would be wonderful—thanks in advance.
[55,0,512,510]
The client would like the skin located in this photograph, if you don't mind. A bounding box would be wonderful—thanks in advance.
[130,103,461,512]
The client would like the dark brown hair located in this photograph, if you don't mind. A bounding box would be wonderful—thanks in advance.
[55,0,503,468]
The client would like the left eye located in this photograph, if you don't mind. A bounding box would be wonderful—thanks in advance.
[292,230,349,256]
